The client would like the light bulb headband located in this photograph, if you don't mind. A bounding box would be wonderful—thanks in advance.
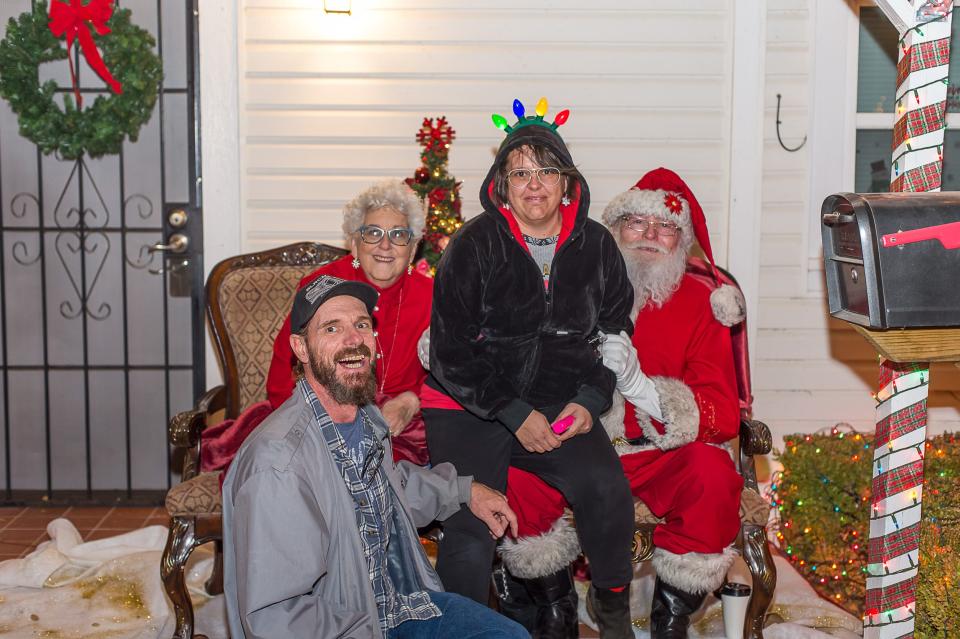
[491,97,570,135]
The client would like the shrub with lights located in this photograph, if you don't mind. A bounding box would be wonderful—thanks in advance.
[772,427,959,637]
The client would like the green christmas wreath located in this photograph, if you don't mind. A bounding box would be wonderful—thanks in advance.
[0,1,163,160]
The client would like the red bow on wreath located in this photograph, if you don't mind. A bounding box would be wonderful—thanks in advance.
[49,0,123,109]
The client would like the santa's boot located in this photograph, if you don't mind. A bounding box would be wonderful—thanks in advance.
[649,547,738,639]
[649,577,705,639]
[524,566,578,639]
[586,584,633,639]
[492,564,537,633]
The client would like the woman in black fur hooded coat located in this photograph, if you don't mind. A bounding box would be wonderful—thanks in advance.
[420,100,637,638]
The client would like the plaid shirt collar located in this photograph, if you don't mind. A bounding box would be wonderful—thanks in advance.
[298,378,384,483]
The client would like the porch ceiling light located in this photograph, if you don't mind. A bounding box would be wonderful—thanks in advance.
[324,0,351,14]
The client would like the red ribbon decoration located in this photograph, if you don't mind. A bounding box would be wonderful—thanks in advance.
[48,0,123,109]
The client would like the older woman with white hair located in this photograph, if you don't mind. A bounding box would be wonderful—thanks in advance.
[265,180,433,464]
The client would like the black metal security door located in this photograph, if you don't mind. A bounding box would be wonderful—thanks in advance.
[0,0,204,504]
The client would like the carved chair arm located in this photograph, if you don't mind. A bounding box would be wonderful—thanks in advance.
[740,419,772,456]
[169,385,227,449]
[169,385,227,481]
[738,419,772,494]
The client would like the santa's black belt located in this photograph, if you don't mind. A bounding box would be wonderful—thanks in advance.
[622,436,652,446]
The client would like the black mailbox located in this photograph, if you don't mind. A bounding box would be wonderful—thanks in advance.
[821,192,960,328]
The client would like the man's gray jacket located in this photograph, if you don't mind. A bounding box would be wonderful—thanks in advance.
[223,387,474,639]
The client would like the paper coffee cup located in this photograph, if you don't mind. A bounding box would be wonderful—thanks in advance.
[720,582,751,639]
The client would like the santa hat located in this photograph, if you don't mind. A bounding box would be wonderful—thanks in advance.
[602,168,746,327]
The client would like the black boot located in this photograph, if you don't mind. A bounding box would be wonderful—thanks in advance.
[586,584,632,639]
[650,577,707,639]
[492,565,537,632]
[524,567,578,639]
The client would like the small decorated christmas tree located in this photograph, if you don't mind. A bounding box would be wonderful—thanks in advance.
[405,116,463,275]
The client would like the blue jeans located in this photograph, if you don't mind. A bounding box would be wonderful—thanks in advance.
[387,591,530,639]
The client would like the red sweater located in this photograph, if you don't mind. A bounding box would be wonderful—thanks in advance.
[266,255,434,409]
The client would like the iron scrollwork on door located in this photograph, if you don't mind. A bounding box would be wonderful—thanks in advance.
[6,158,167,322]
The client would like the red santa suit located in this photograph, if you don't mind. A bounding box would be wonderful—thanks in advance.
[501,169,747,596]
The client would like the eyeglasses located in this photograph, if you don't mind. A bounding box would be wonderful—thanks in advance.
[620,216,681,237]
[358,225,415,246]
[507,167,563,189]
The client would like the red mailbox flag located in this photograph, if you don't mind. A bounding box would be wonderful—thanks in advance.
[881,220,960,250]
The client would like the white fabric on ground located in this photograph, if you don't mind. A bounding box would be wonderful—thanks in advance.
[0,518,225,639]
[1,519,860,639]
[578,554,862,639]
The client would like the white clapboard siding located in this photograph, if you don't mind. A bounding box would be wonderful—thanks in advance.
[754,360,960,392]
[245,110,727,142]
[239,0,734,265]
[759,233,804,267]
[755,390,960,423]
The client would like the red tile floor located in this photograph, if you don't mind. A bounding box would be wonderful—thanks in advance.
[0,506,600,637]
[0,505,170,560]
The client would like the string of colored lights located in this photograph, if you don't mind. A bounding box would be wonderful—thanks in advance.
[897,7,954,45]
[769,424,957,622]
[870,14,955,633]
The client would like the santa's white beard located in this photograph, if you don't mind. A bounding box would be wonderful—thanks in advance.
[620,240,688,314]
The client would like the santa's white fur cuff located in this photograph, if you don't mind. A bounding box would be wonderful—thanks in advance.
[498,517,581,579]
[637,377,699,451]
[601,392,656,456]
[651,546,738,594]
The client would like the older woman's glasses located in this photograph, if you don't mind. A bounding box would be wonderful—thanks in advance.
[620,216,681,237]
[358,225,415,246]
[507,167,562,189]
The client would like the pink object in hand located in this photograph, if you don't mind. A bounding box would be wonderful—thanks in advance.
[551,415,575,435]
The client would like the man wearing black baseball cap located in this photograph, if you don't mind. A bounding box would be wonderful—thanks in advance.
[222,274,526,639]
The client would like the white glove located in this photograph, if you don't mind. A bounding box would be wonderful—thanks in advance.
[417,328,430,370]
[600,331,662,421]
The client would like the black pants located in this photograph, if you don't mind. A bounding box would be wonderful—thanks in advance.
[424,406,634,604]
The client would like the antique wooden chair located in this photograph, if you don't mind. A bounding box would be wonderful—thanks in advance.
[160,242,348,639]
[625,259,776,639]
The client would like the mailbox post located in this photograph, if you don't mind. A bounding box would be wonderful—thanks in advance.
[822,192,960,638]
[824,3,956,636]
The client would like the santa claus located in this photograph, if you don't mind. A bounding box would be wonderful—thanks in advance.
[498,168,747,639]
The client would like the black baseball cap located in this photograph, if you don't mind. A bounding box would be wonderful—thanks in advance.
[290,275,379,334]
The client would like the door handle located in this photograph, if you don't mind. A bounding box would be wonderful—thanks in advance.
[149,233,189,254]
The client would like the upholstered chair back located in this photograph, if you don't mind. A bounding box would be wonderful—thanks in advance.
[207,243,348,418]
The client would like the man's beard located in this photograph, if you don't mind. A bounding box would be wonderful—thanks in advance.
[619,238,689,314]
[308,344,377,407]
